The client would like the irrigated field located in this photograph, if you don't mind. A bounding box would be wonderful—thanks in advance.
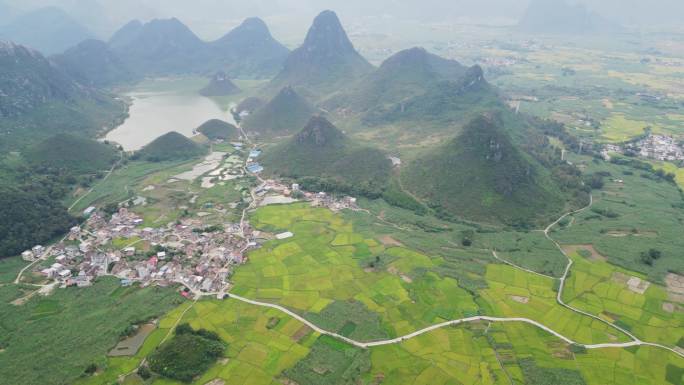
[232,203,480,338]
[563,249,684,348]
[75,297,684,385]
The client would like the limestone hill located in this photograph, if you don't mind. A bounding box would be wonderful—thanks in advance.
[261,116,392,195]
[402,115,568,226]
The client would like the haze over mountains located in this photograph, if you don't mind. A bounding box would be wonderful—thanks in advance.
[269,10,373,95]
[0,6,93,54]
[518,0,621,35]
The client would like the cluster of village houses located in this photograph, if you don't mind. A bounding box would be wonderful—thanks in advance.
[21,178,360,298]
[602,133,684,162]
[22,207,255,296]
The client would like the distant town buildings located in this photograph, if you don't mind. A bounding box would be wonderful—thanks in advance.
[604,134,684,162]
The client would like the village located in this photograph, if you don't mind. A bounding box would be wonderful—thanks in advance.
[602,133,684,163]
[19,177,360,299]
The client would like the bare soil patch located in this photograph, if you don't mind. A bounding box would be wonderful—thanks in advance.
[562,244,606,262]
[510,296,530,304]
[606,230,658,238]
[400,275,413,283]
[292,325,313,342]
[666,273,684,303]
[379,236,403,247]
[626,276,650,294]
[204,379,226,385]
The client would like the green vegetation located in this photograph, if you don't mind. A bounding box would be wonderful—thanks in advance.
[134,132,206,163]
[148,324,226,382]
[241,86,315,135]
[195,119,239,141]
[363,66,499,129]
[552,153,684,281]
[323,47,467,115]
[76,299,316,385]
[283,336,370,385]
[261,116,392,198]
[231,203,480,337]
[0,185,77,258]
[402,114,570,227]
[0,278,180,385]
[563,250,684,348]
[24,134,119,174]
[305,300,387,341]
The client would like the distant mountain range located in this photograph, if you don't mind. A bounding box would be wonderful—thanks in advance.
[269,10,373,96]
[108,16,290,78]
[0,7,94,55]
[518,0,621,35]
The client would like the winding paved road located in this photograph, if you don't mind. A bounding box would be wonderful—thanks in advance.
[223,194,684,359]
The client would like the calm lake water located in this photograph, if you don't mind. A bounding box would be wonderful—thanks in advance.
[105,80,237,151]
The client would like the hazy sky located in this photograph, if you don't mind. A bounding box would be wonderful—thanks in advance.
[3,0,683,40]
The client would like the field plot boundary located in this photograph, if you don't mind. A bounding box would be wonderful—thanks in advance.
[223,194,684,360]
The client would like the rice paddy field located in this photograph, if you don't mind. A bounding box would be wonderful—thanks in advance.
[563,249,684,348]
[77,297,684,385]
[231,203,481,338]
[550,153,684,283]
[232,202,680,347]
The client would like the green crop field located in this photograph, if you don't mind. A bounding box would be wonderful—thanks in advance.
[563,249,684,348]
[231,203,481,338]
[74,298,684,385]
[551,154,684,282]
[0,278,181,385]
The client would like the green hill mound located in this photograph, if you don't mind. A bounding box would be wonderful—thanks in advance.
[261,116,392,196]
[269,10,373,95]
[24,134,118,173]
[135,132,206,162]
[241,87,315,136]
[196,119,239,141]
[323,47,467,114]
[363,65,500,127]
[402,115,568,226]
[199,72,240,97]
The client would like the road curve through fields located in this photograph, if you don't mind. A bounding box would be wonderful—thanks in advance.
[225,194,684,359]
